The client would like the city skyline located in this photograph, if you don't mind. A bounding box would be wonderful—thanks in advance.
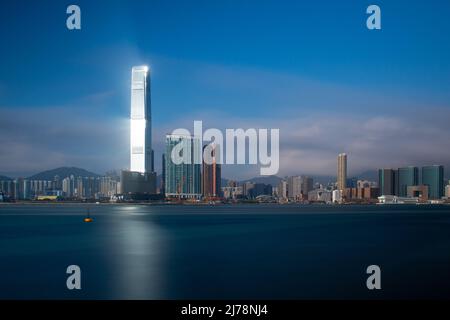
[1,1,450,179]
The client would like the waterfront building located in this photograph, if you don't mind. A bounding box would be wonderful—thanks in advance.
[277,180,288,200]
[301,176,314,195]
[165,134,202,199]
[407,185,429,201]
[378,168,397,196]
[308,189,332,203]
[121,171,156,196]
[397,166,418,197]
[222,186,243,199]
[378,195,418,204]
[287,176,302,200]
[332,189,342,203]
[421,165,444,199]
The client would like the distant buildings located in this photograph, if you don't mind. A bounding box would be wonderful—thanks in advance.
[222,186,243,200]
[0,174,119,200]
[378,165,445,200]
[308,189,332,203]
[287,175,313,201]
[343,186,380,202]
[243,182,272,199]
[337,153,347,191]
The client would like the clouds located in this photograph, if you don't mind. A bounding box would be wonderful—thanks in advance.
[1,59,449,180]
[1,102,449,180]
[151,107,450,179]
[0,105,129,177]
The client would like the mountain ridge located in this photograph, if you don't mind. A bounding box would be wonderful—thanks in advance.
[27,167,100,180]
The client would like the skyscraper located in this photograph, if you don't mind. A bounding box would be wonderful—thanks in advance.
[287,176,302,200]
[300,175,313,195]
[202,144,221,198]
[378,168,397,196]
[121,66,156,196]
[397,166,418,197]
[130,66,152,173]
[421,165,444,199]
[165,134,202,199]
[337,153,347,191]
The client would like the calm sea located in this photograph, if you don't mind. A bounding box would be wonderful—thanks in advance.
[0,204,450,299]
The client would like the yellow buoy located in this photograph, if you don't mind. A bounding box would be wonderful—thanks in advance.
[84,207,93,222]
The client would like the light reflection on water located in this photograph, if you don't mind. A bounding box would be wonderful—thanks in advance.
[106,215,167,299]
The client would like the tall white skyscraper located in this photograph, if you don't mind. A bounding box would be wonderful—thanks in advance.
[130,66,152,173]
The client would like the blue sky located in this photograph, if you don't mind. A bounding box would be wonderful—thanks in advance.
[1,0,450,178]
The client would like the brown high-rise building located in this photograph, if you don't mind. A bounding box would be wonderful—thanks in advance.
[337,153,347,191]
[202,144,222,198]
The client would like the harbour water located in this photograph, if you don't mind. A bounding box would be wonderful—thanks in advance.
[1,204,450,299]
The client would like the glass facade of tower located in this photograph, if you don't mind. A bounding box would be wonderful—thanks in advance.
[130,66,152,173]
[397,166,418,197]
[378,168,397,196]
[422,165,444,199]
[165,135,202,198]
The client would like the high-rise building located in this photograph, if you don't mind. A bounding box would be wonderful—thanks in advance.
[130,66,152,173]
[277,180,288,200]
[397,166,418,197]
[122,65,156,195]
[337,153,347,191]
[165,134,202,198]
[287,176,302,200]
[301,176,313,195]
[378,168,397,196]
[161,154,166,195]
[202,144,221,198]
[421,165,444,199]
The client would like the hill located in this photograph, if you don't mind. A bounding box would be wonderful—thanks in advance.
[0,175,12,181]
[27,167,100,180]
[239,175,283,186]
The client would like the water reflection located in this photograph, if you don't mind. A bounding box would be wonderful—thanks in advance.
[105,206,167,299]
